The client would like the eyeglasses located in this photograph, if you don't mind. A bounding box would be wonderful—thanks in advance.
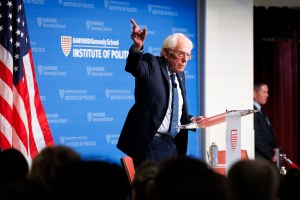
[168,49,192,60]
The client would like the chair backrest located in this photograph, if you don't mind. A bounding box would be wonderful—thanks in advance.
[120,156,135,184]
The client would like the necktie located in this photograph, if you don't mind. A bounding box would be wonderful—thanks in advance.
[170,74,179,137]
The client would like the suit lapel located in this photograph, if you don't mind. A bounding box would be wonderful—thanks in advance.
[158,57,170,85]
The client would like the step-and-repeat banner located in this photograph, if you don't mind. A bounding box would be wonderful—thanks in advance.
[24,0,199,164]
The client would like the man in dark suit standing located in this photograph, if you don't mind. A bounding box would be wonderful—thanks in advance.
[117,19,204,168]
[253,80,277,163]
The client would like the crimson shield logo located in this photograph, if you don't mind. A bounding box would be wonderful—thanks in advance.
[231,129,237,150]
[61,36,72,57]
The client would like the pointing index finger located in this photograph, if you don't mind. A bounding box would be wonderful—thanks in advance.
[130,18,138,28]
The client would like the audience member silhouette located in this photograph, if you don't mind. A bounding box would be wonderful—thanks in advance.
[0,148,47,200]
[279,168,300,200]
[55,160,131,200]
[132,161,159,200]
[226,159,280,200]
[0,148,29,187]
[153,156,226,200]
[28,145,81,195]
[0,178,50,200]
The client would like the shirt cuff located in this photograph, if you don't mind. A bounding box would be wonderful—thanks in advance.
[190,117,195,122]
[132,44,144,53]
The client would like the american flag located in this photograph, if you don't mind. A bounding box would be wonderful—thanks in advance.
[0,0,54,164]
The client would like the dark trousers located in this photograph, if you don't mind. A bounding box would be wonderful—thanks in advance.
[133,136,177,168]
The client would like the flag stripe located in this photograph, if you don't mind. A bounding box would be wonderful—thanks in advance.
[24,52,45,152]
[0,114,13,146]
[0,87,13,124]
[0,44,14,75]
[0,130,11,149]
[28,49,54,147]
[12,100,29,152]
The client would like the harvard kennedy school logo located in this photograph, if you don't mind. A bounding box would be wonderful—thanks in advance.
[231,129,238,150]
[61,36,72,57]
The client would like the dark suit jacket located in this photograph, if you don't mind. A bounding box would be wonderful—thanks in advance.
[254,105,276,160]
[117,46,192,159]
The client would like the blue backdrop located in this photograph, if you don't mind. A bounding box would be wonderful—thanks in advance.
[24,0,200,164]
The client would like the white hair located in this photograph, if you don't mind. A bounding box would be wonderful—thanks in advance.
[160,33,193,56]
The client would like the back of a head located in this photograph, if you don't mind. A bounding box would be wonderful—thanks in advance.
[132,161,159,200]
[226,159,280,200]
[0,148,29,186]
[154,156,226,200]
[0,178,50,200]
[55,160,130,200]
[28,145,81,193]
